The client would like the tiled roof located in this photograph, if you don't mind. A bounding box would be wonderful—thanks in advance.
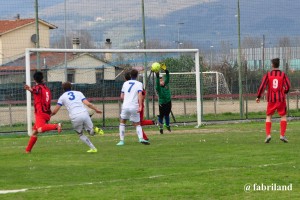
[0,52,78,70]
[0,18,57,35]
[0,52,114,71]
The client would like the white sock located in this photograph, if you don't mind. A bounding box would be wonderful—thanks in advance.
[79,134,96,149]
[136,125,143,139]
[119,123,125,141]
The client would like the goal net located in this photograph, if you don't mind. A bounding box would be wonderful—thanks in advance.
[21,48,201,135]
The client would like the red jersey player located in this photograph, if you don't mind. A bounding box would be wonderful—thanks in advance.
[24,71,62,153]
[256,58,291,143]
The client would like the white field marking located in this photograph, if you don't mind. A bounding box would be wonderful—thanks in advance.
[1,162,294,194]
[0,189,27,194]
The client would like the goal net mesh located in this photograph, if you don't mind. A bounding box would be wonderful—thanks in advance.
[0,48,229,133]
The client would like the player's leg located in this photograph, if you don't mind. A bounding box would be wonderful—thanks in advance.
[164,101,172,132]
[25,130,38,153]
[158,104,164,134]
[139,105,149,140]
[264,103,276,143]
[141,120,155,126]
[36,114,61,133]
[117,108,129,145]
[83,114,99,152]
[278,101,288,143]
[25,115,44,153]
[73,117,97,152]
[265,115,272,143]
[131,110,149,145]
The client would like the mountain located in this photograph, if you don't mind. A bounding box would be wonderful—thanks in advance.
[1,0,300,49]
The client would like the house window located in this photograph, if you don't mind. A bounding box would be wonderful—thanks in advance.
[96,69,104,84]
[67,70,75,83]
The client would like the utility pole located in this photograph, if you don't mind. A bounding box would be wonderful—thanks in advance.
[262,34,265,73]
[34,0,40,70]
[141,0,149,119]
[237,0,243,118]
[64,0,68,82]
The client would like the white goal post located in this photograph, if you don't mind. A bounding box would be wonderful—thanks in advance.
[25,48,202,135]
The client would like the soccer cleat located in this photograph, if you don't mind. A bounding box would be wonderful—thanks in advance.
[166,126,171,132]
[57,123,62,134]
[280,136,288,143]
[159,128,163,134]
[264,135,271,143]
[139,138,150,145]
[87,148,98,153]
[116,140,124,146]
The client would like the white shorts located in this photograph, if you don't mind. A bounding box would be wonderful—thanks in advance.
[70,111,93,134]
[120,107,140,123]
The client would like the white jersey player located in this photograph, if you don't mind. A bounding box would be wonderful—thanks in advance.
[51,82,102,153]
[117,69,149,146]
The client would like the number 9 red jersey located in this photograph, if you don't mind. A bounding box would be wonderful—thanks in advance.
[257,70,291,102]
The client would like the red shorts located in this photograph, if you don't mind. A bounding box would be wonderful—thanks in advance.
[33,113,50,131]
[266,101,287,116]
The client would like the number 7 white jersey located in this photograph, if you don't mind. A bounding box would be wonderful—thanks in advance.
[121,80,143,109]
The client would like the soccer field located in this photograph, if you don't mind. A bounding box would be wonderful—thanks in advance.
[0,122,299,199]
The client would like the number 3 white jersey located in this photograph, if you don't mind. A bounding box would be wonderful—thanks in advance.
[121,80,143,109]
[57,90,88,118]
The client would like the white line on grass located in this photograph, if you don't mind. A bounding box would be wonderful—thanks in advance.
[0,161,295,194]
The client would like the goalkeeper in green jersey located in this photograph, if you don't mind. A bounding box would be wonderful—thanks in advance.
[155,63,172,134]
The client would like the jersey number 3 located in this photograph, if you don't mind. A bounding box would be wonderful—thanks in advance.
[68,92,75,100]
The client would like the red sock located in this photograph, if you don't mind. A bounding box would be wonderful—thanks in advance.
[142,130,149,140]
[40,124,57,132]
[141,120,155,126]
[280,121,287,136]
[26,136,37,152]
[266,122,272,136]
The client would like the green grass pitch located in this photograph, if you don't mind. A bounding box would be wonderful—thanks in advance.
[0,121,299,199]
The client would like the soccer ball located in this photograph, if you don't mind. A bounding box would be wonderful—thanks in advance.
[151,62,161,72]
[94,127,104,135]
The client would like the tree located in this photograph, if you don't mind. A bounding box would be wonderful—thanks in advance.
[51,30,96,49]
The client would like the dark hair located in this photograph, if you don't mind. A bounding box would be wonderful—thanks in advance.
[33,71,44,83]
[130,69,138,79]
[62,81,72,91]
[271,58,280,68]
[124,71,131,81]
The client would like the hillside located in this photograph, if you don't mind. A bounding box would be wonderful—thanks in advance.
[1,0,300,49]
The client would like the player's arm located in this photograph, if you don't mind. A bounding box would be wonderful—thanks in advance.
[138,91,143,112]
[51,104,62,116]
[161,63,170,85]
[283,74,291,94]
[83,99,102,114]
[24,84,33,92]
[120,92,125,100]
[256,74,268,103]
[155,72,160,91]
[164,69,170,85]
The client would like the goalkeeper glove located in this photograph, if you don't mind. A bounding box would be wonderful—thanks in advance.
[160,63,167,71]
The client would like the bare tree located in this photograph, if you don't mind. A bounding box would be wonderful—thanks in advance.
[278,37,291,47]
[242,36,261,48]
[51,30,96,49]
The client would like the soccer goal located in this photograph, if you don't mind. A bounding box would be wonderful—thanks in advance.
[24,48,201,135]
